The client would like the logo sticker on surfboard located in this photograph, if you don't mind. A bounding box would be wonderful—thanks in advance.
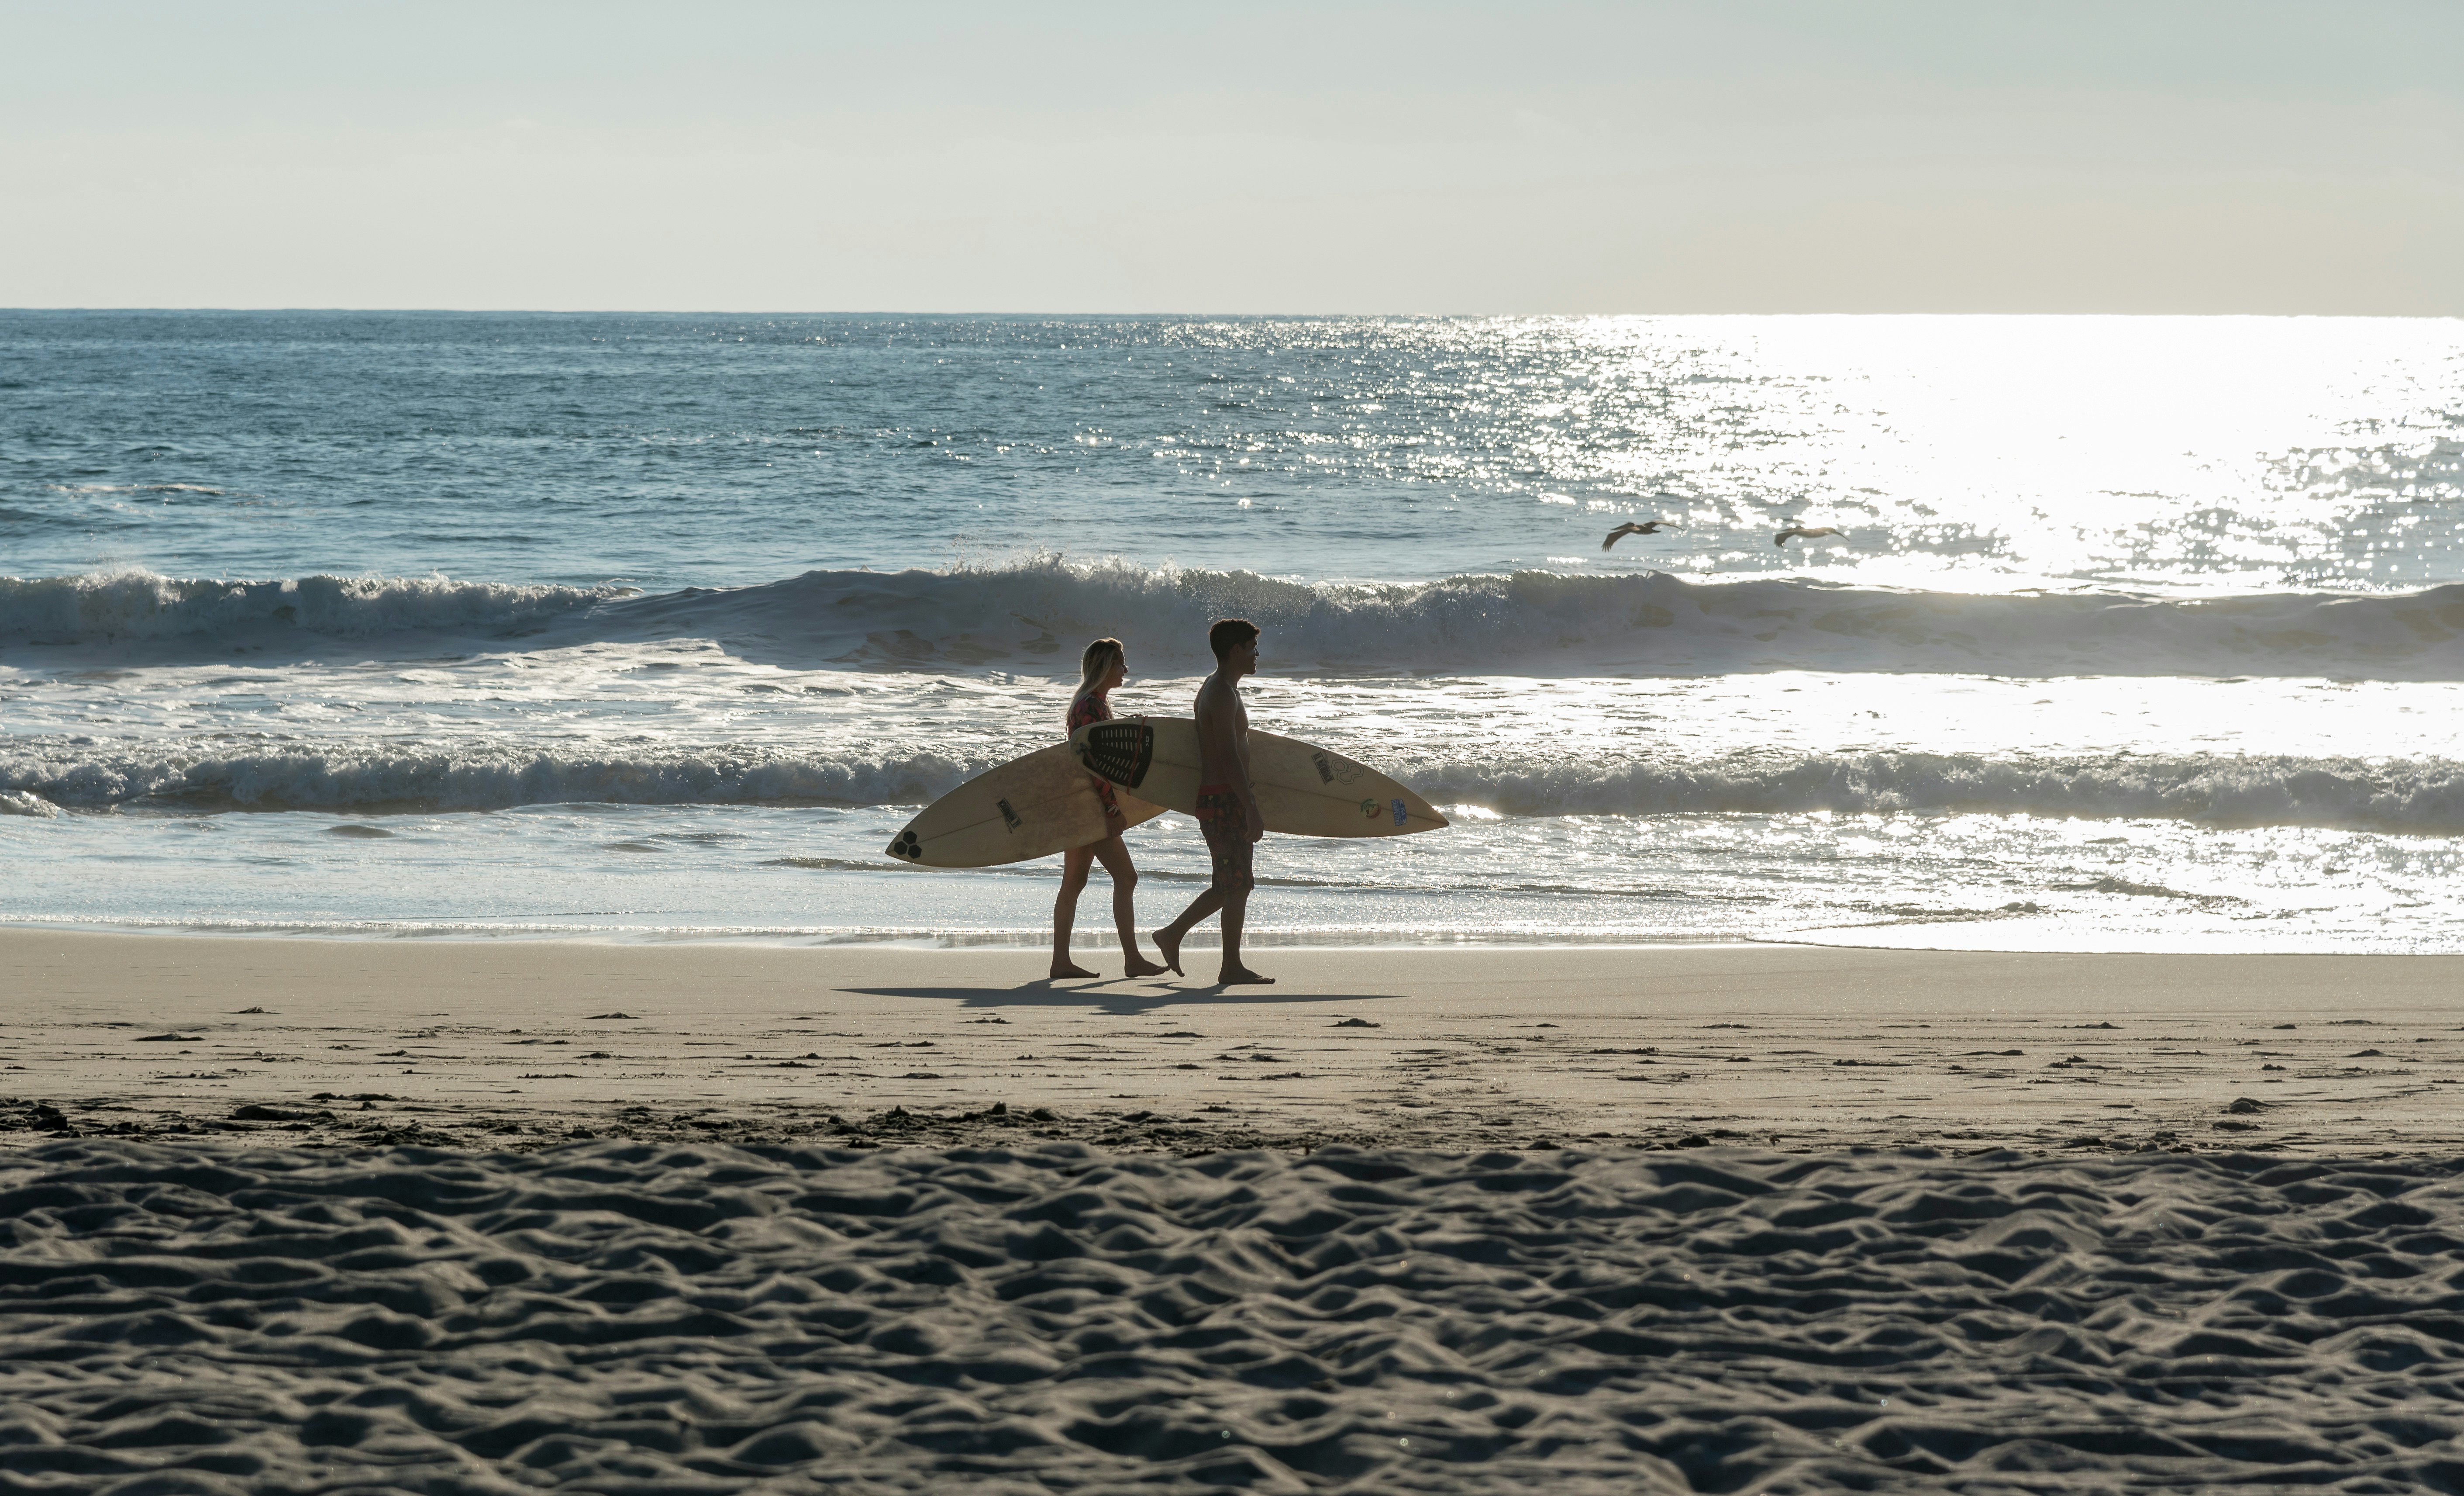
[1359,798,1380,819]
[1392,798,1408,826]
[996,798,1022,831]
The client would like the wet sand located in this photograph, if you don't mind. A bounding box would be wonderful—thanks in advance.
[5,929,2459,1154]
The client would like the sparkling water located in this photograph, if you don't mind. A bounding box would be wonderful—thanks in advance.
[4,312,2460,950]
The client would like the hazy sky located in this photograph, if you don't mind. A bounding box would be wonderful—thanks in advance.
[4,1,2458,313]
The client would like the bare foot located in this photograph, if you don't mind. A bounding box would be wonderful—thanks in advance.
[1218,966,1276,985]
[1049,960,1099,980]
[1122,954,1168,978]
[1154,928,1185,977]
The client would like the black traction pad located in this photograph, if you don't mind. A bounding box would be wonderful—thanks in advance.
[1075,721,1155,790]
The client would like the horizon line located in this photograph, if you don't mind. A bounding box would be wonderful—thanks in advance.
[3,307,2457,321]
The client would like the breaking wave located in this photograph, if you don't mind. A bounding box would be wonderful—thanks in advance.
[2,746,985,815]
[603,561,2464,680]
[6,559,2464,678]
[8,741,2460,833]
[0,570,621,646]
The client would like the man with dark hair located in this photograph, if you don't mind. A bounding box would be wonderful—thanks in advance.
[1155,618,1272,985]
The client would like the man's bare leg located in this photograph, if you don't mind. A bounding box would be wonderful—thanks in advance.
[1217,889,1274,985]
[1155,888,1224,978]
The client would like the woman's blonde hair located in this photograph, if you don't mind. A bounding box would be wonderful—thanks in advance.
[1079,636,1124,690]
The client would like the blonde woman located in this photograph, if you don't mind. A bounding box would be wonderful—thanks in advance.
[1053,637,1168,980]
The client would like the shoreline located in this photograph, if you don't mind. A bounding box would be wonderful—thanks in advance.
[0,918,1758,949]
[5,917,2447,957]
[6,928,2462,1156]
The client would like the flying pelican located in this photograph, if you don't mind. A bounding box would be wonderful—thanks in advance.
[1774,526,1842,547]
[1602,521,1678,550]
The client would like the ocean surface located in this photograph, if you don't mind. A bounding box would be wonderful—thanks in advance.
[3,311,2460,951]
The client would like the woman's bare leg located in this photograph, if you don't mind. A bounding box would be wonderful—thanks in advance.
[1051,845,1098,978]
[1090,835,1166,977]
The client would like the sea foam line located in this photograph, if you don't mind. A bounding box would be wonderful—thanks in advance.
[6,743,2459,832]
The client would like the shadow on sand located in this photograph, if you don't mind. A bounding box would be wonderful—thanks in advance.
[841,981,1404,1018]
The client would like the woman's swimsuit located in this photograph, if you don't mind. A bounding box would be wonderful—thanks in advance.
[1067,691,1124,824]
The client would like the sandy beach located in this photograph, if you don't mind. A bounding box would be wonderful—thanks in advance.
[11,14,2464,1479]
[10,933,2464,1490]
[6,929,2462,1154]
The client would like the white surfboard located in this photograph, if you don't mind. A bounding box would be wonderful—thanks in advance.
[885,742,1165,868]
[1070,718,1446,838]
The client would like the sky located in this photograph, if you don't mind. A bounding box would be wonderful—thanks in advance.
[2,0,2458,314]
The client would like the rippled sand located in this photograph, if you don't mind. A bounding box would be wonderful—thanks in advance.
[9,1138,2464,1492]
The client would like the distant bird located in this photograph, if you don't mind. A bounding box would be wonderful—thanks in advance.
[1774,526,1842,547]
[1602,521,1678,550]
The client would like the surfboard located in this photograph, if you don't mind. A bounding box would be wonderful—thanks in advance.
[1070,718,1447,838]
[885,742,1165,867]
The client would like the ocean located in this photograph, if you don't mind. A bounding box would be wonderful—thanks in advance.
[2,311,2459,951]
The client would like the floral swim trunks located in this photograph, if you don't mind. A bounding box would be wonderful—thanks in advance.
[1194,784,1254,893]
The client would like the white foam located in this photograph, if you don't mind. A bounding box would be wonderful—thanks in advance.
[48,482,228,495]
[3,745,985,814]
[0,790,58,818]
[8,738,2459,832]
[1407,750,2464,835]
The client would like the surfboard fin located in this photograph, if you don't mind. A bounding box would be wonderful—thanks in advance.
[1074,721,1155,790]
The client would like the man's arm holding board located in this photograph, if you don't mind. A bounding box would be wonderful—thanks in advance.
[1232,688,1261,841]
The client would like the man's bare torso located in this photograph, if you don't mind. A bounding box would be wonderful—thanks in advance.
[1193,671,1250,793]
